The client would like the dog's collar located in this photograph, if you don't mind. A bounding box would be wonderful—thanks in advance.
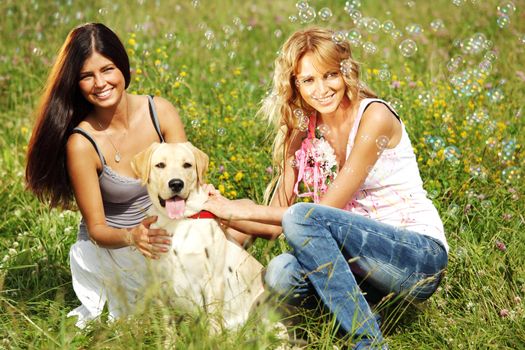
[188,210,216,219]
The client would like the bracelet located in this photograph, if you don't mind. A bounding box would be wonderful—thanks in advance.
[125,229,136,250]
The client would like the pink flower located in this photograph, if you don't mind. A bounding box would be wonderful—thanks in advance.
[495,240,506,252]
[502,213,513,221]
[408,81,417,88]
[265,166,273,174]
[218,165,225,174]
[499,309,510,318]
[514,296,522,304]
[391,80,401,88]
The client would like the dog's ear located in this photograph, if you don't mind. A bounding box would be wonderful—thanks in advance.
[131,142,161,185]
[185,142,209,185]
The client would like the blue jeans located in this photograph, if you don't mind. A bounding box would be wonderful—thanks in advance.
[265,203,447,349]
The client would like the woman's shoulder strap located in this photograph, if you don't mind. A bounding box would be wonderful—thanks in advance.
[147,95,165,142]
[71,127,106,165]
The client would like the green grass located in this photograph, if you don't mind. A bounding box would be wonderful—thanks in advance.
[1,0,524,348]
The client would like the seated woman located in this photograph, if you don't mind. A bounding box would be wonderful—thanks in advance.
[25,23,187,328]
[204,27,448,349]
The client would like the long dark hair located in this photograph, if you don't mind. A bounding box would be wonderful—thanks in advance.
[25,23,130,208]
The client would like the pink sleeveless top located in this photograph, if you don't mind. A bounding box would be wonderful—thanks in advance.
[343,99,448,251]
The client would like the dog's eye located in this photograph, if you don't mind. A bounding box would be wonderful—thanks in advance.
[155,162,166,169]
[183,162,192,169]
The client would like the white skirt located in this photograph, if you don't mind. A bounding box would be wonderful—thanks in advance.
[67,240,148,328]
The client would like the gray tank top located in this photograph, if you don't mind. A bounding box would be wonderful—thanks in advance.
[73,95,165,241]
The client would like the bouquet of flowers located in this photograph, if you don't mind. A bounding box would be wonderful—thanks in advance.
[293,126,338,203]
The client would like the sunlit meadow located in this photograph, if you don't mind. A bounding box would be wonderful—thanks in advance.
[1,0,524,349]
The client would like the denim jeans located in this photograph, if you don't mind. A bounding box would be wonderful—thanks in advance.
[265,203,448,349]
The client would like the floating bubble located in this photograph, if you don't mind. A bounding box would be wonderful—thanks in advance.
[399,39,417,57]
[391,29,403,40]
[362,41,378,55]
[298,115,309,132]
[347,29,362,46]
[204,30,215,41]
[483,39,494,50]
[469,165,487,179]
[447,203,460,216]
[452,0,465,6]
[389,98,403,111]
[376,135,390,150]
[289,15,298,23]
[486,87,504,103]
[519,33,525,45]
[405,23,423,36]
[298,6,316,23]
[294,108,305,118]
[425,135,445,151]
[444,146,461,164]
[317,124,330,136]
[497,1,516,15]
[340,59,353,76]
[382,20,395,33]
[366,18,381,33]
[347,9,362,23]
[378,68,391,81]
[228,51,236,59]
[478,59,492,73]
[165,32,175,41]
[296,0,309,11]
[318,7,333,21]
[501,166,520,184]
[192,0,199,7]
[447,55,463,72]
[484,50,497,62]
[191,119,201,128]
[430,19,445,32]
[273,29,283,38]
[406,1,416,8]
[497,14,510,28]
[467,109,489,124]
[222,25,234,37]
[217,128,226,136]
[499,139,517,161]
[332,31,347,45]
[98,8,108,16]
[418,92,432,105]
[344,0,361,11]
[461,33,486,55]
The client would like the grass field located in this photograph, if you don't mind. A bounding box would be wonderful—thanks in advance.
[1,0,524,348]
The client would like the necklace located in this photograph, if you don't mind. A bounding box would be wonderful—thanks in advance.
[97,121,123,163]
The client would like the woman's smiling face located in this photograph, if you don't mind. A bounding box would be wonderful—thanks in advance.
[295,51,346,116]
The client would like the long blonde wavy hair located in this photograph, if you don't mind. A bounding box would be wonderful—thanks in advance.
[259,27,377,204]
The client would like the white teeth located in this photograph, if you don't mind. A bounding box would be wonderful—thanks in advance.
[313,94,334,102]
[95,89,111,98]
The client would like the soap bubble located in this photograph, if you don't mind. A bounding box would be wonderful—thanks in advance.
[289,15,298,23]
[486,87,504,103]
[376,135,390,150]
[366,18,381,33]
[425,135,445,151]
[191,119,201,128]
[497,1,516,15]
[405,23,423,36]
[296,0,309,10]
[378,68,391,81]
[294,109,305,118]
[497,15,510,28]
[447,55,463,72]
[298,6,316,23]
[347,9,362,23]
[391,30,403,40]
[388,98,403,111]
[430,19,445,32]
[318,7,333,21]
[347,29,362,46]
[399,39,418,57]
[340,59,353,76]
[217,128,226,136]
[382,20,395,33]
[362,41,378,55]
[344,0,361,11]
[461,33,486,55]
[332,31,347,45]
[444,146,461,164]
[418,92,432,105]
[501,166,520,184]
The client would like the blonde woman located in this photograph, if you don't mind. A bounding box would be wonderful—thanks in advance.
[204,27,447,348]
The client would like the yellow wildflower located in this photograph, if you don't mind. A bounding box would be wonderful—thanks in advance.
[234,171,244,182]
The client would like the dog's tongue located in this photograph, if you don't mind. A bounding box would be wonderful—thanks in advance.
[166,196,185,219]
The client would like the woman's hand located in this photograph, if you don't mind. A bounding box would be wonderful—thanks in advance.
[203,191,252,221]
[128,216,172,259]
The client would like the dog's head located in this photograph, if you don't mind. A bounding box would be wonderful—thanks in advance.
[131,142,209,219]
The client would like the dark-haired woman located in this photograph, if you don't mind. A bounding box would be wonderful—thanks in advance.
[25,23,187,327]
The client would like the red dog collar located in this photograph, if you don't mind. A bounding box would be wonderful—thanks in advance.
[188,210,216,219]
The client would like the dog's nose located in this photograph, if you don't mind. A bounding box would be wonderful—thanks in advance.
[168,179,184,193]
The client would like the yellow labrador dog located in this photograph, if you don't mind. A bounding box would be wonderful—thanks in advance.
[131,142,265,329]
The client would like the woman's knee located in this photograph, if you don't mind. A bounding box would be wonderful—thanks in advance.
[265,253,301,295]
[282,203,316,244]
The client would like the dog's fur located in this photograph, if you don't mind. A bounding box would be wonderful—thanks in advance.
[132,142,265,329]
